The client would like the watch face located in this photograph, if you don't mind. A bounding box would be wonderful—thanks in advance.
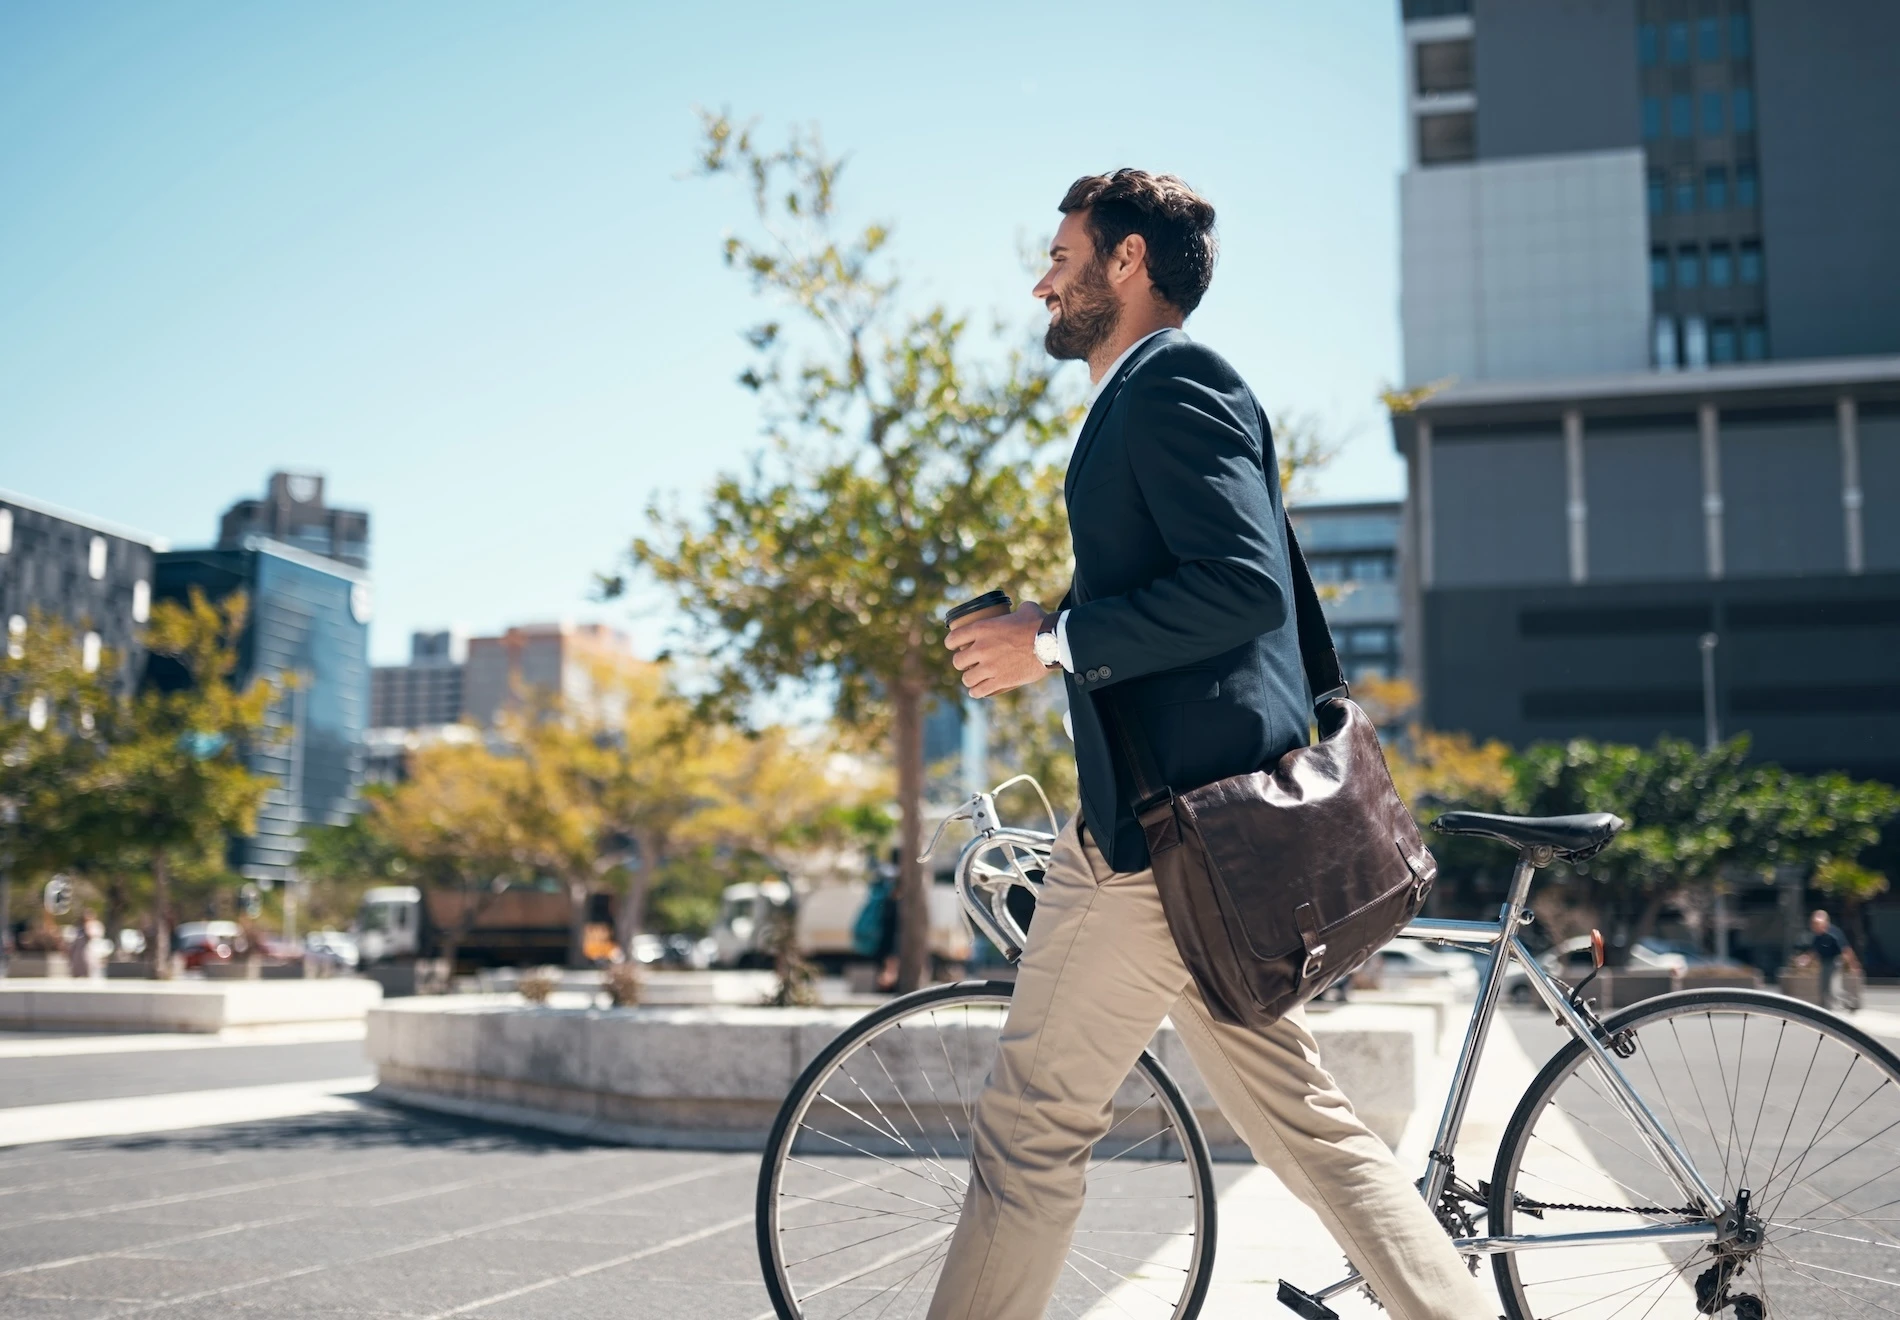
[1034,630,1061,666]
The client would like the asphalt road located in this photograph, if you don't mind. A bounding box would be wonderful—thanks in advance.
[0,1040,371,1109]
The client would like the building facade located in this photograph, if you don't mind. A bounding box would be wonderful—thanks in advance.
[154,540,372,885]
[0,490,164,696]
[1398,0,1900,382]
[1290,501,1403,682]
[1395,0,1900,782]
[218,471,370,570]
[371,629,467,731]
[462,622,637,727]
[1398,360,1900,784]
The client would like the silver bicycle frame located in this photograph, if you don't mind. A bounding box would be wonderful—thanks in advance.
[932,786,1730,1302]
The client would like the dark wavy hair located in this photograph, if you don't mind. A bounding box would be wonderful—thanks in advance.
[1059,170,1218,314]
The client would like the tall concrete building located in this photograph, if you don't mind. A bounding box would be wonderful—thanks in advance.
[0,490,165,697]
[371,629,468,731]
[218,472,370,570]
[1290,502,1404,682]
[462,622,637,728]
[1394,0,1900,789]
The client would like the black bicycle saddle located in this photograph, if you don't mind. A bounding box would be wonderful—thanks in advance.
[1431,810,1625,861]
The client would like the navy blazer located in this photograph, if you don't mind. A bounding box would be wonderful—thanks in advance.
[1061,330,1310,873]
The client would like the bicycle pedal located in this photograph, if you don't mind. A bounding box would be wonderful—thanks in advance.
[1275,1279,1340,1319]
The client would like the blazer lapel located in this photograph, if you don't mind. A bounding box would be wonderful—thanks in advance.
[1063,329,1184,502]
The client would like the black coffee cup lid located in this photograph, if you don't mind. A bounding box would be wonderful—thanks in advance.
[945,590,1013,627]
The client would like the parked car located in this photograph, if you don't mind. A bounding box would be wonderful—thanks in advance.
[304,930,359,970]
[1372,941,1481,998]
[1500,936,1689,1005]
[661,934,717,969]
[173,921,245,970]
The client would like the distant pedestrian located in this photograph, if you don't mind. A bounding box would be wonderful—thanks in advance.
[69,910,106,978]
[1809,909,1847,1009]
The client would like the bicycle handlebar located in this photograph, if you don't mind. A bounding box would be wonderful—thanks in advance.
[920,782,1057,965]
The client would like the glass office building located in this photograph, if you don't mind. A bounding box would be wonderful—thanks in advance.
[153,538,371,884]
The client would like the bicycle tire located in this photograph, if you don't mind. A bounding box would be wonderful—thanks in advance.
[1488,987,1900,1319]
[755,979,1219,1320]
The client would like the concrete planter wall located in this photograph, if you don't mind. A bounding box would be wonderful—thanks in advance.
[4,953,71,979]
[369,996,1434,1158]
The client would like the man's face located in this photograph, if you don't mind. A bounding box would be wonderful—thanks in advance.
[1033,210,1120,362]
[1812,913,1829,934]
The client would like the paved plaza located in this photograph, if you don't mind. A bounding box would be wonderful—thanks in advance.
[8,990,1900,1318]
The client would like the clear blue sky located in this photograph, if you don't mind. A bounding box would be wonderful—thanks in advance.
[1,1,1407,664]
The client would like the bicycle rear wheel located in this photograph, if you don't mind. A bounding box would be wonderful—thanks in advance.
[1490,988,1900,1319]
[756,980,1217,1319]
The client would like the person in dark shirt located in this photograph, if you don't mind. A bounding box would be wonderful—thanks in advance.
[1809,909,1847,1009]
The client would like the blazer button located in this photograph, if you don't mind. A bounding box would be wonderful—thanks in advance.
[1098,666,1111,680]
[1085,667,1100,682]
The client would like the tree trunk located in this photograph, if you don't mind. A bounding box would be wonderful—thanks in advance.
[567,877,591,969]
[102,874,126,948]
[614,833,658,957]
[893,648,929,994]
[151,851,172,979]
[1632,887,1671,947]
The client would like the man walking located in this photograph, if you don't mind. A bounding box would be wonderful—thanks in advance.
[934,171,1493,1319]
[1809,908,1847,1009]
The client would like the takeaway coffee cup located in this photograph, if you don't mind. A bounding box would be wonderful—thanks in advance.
[944,590,1013,637]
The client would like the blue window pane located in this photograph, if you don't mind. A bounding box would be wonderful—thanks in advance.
[1651,250,1671,291]
[1733,88,1754,133]
[1736,164,1758,208]
[1708,244,1733,288]
[1642,97,1663,140]
[1702,91,1725,135]
[1739,242,1763,285]
[1648,173,1668,214]
[1677,247,1702,290]
[1742,320,1767,361]
[1705,166,1729,210]
[1675,175,1698,213]
[1731,14,1752,59]
[1710,322,1738,364]
[1639,22,1659,66]
[1666,21,1690,64]
[1670,93,1694,138]
[1698,17,1722,61]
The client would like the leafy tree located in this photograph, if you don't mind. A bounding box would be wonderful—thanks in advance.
[81,592,277,974]
[0,611,125,942]
[612,114,1075,990]
[1512,736,1762,949]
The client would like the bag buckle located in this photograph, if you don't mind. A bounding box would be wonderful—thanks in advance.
[1300,943,1328,981]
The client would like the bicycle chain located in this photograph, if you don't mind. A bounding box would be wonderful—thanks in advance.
[1511,1196,1701,1216]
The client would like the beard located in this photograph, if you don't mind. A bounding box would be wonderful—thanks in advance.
[1043,255,1121,362]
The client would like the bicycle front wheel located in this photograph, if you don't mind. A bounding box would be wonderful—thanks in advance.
[1490,988,1900,1319]
[756,980,1217,1320]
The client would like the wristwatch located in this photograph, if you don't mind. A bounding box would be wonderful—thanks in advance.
[1033,613,1063,670]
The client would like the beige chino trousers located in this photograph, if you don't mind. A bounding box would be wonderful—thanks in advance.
[926,817,1494,1320]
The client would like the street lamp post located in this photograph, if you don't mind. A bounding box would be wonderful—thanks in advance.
[1700,632,1730,962]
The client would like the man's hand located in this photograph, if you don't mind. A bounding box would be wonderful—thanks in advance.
[946,602,1053,698]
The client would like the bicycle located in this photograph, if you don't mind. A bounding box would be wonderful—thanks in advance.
[757,777,1900,1319]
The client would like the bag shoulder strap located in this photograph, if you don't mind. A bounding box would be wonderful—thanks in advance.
[1103,509,1347,811]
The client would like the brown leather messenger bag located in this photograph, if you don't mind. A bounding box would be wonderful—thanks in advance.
[1104,513,1438,1030]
